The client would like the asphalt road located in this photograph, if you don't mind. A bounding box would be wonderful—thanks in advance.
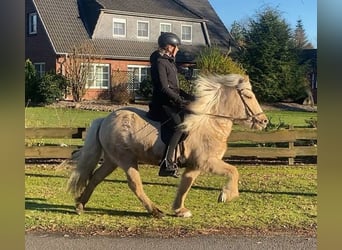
[26,233,316,250]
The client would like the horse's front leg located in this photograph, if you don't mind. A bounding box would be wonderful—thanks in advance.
[124,165,164,218]
[172,168,201,218]
[207,158,239,202]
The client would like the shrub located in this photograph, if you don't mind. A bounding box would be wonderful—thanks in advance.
[25,59,68,105]
[36,73,68,104]
[110,83,132,104]
[137,76,153,99]
[196,46,246,75]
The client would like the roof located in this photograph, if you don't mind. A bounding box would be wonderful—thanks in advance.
[175,0,233,47]
[31,0,232,62]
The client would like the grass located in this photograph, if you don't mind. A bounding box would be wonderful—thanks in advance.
[25,164,317,237]
[25,107,109,128]
[24,106,317,128]
[25,105,317,236]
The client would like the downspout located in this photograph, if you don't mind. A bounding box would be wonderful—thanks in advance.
[201,21,211,47]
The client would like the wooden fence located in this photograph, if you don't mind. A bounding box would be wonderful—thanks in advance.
[25,127,317,165]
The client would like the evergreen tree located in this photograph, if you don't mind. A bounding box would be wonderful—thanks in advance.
[294,19,314,49]
[237,7,307,103]
[25,59,39,104]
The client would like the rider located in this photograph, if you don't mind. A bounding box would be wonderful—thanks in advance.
[147,32,192,178]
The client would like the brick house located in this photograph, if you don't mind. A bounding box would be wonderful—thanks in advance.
[25,0,234,100]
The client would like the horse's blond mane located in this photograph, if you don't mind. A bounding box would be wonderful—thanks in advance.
[182,74,251,132]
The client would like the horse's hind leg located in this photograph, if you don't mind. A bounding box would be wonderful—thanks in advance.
[172,168,201,218]
[124,165,164,218]
[75,159,117,214]
[207,158,239,202]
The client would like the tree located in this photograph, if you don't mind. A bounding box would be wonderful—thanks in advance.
[60,42,97,102]
[237,7,308,103]
[25,59,68,105]
[25,59,39,104]
[230,21,247,49]
[293,19,314,49]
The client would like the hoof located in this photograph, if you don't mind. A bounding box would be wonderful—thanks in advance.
[218,191,239,203]
[174,208,192,218]
[151,207,164,219]
[75,203,84,215]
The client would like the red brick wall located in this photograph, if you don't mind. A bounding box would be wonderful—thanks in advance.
[58,58,151,101]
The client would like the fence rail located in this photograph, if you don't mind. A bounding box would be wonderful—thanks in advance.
[25,127,317,165]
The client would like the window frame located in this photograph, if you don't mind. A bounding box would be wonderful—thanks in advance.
[113,18,126,37]
[33,62,45,77]
[85,63,110,89]
[127,65,150,91]
[28,12,37,35]
[181,24,192,42]
[160,23,172,33]
[137,20,149,39]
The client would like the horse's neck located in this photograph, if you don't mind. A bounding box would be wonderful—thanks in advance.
[187,118,233,144]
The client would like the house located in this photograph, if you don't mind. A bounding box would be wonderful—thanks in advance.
[25,0,234,100]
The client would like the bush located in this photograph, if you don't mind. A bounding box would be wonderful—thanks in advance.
[196,46,246,75]
[110,83,132,104]
[137,77,153,99]
[36,73,68,104]
[25,59,67,105]
[25,59,39,105]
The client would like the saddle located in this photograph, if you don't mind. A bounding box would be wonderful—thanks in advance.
[147,110,187,167]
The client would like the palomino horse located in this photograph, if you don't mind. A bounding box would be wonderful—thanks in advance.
[67,74,268,218]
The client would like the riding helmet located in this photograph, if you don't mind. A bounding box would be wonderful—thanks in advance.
[158,32,181,48]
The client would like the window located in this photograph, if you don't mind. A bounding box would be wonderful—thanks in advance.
[33,62,45,77]
[86,63,110,89]
[137,21,149,38]
[127,65,149,91]
[160,23,171,33]
[113,18,126,37]
[181,25,192,42]
[28,12,37,35]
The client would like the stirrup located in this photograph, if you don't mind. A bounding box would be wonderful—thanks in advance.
[159,158,178,171]
[158,166,179,178]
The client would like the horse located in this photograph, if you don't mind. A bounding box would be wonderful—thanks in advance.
[67,74,268,218]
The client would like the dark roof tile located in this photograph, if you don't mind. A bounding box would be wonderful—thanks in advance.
[31,0,232,63]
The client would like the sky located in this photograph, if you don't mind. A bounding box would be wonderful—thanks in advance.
[208,0,317,48]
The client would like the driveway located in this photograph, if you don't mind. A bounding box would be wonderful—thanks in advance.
[26,233,316,250]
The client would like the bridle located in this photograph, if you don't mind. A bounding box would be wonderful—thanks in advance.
[236,88,266,126]
[195,87,266,127]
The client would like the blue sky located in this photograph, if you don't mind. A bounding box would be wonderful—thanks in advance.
[208,0,317,48]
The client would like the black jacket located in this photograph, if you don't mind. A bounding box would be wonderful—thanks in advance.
[148,50,187,121]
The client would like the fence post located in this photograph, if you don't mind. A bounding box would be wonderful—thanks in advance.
[288,125,294,165]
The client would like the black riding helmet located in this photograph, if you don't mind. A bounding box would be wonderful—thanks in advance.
[158,32,181,48]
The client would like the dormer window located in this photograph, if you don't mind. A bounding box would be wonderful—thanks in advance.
[160,23,171,33]
[137,21,149,39]
[181,25,192,42]
[28,12,37,35]
[113,18,126,37]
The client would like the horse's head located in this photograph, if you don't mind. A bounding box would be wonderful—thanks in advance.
[235,81,269,130]
[183,74,268,132]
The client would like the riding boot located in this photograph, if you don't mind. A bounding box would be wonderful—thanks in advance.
[158,130,183,178]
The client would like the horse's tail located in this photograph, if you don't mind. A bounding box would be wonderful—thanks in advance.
[67,117,105,198]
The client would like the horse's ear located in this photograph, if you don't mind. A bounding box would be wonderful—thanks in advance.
[243,75,249,82]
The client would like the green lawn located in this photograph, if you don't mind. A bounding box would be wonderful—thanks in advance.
[25,164,317,237]
[25,106,317,128]
[25,105,317,236]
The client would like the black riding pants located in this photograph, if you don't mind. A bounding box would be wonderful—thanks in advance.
[162,105,184,163]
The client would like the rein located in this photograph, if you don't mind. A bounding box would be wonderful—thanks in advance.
[190,88,265,124]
